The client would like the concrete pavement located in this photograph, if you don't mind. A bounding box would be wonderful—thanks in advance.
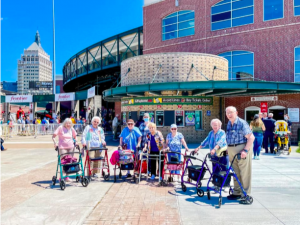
[2,135,300,224]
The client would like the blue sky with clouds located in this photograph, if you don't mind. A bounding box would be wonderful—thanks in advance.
[1,0,143,82]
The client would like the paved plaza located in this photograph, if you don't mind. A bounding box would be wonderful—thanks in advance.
[1,135,300,225]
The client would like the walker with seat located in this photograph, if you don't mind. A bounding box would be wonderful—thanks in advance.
[274,120,291,155]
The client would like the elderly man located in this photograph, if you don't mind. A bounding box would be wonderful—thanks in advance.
[226,106,255,204]
[263,113,276,154]
[262,112,268,120]
[112,114,119,141]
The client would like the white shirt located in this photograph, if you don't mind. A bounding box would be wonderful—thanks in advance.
[112,117,118,127]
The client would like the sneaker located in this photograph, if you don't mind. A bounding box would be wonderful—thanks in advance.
[150,175,155,180]
[227,194,241,200]
[93,173,99,178]
[257,156,260,160]
[253,156,256,160]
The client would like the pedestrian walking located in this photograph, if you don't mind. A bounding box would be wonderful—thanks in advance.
[262,113,276,154]
[250,114,265,160]
[112,114,119,141]
[225,106,255,204]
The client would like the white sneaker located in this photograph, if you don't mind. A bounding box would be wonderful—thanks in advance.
[150,175,155,180]
[253,156,256,160]
[257,156,260,160]
[93,173,99,178]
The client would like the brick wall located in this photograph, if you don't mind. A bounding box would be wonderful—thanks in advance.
[225,93,300,143]
[143,0,300,82]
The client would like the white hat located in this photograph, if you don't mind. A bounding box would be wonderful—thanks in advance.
[171,124,177,128]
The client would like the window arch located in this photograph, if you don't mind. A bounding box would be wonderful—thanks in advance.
[211,0,254,31]
[218,51,254,80]
[295,46,300,82]
[162,10,195,41]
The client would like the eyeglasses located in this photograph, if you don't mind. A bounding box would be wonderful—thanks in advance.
[171,128,177,130]
[127,123,134,126]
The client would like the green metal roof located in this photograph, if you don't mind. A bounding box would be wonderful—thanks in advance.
[102,81,300,102]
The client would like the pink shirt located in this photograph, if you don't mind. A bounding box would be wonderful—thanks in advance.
[54,126,77,149]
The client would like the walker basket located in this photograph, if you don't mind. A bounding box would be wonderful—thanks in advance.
[212,172,231,187]
[187,165,206,182]
[118,150,134,164]
[63,163,81,174]
[120,163,134,170]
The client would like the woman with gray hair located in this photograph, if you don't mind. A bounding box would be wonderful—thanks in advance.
[194,118,228,173]
[52,118,78,181]
[81,116,106,178]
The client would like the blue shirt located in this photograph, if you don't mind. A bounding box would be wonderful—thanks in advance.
[41,119,47,124]
[201,129,227,150]
[120,127,142,152]
[166,132,184,152]
[226,117,252,145]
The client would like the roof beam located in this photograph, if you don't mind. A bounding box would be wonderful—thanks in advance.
[192,89,213,96]
[206,90,247,96]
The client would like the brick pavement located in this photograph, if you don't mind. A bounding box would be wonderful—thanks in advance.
[84,181,181,225]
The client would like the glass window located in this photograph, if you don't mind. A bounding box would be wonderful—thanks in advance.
[162,11,195,41]
[295,46,300,82]
[175,111,184,127]
[211,0,254,31]
[295,0,300,16]
[156,111,164,127]
[218,51,254,80]
[264,0,284,21]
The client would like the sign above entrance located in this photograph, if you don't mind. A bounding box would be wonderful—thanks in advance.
[121,96,213,106]
[260,102,268,113]
[55,93,75,102]
[5,95,33,103]
[87,86,95,99]
[251,96,278,101]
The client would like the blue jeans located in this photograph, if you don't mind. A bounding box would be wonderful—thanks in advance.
[1,143,4,151]
[253,132,263,156]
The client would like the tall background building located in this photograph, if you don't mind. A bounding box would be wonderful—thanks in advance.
[17,31,52,94]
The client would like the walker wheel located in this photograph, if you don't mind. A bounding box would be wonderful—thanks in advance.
[207,191,211,200]
[60,180,66,190]
[229,188,233,195]
[102,171,105,177]
[182,184,187,192]
[76,176,79,182]
[135,177,139,184]
[197,182,202,189]
[104,175,110,181]
[81,177,89,187]
[52,176,57,186]
[119,172,122,179]
[197,189,204,197]
[114,175,117,183]
[218,196,222,207]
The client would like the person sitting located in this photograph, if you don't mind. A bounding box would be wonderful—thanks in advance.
[194,119,228,173]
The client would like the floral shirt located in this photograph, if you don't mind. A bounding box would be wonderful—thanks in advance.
[200,129,227,150]
[81,125,105,147]
[139,122,149,148]
[146,131,164,151]
[166,132,184,153]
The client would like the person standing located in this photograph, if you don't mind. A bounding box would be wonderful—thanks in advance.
[263,113,276,154]
[284,114,292,131]
[250,114,266,160]
[225,106,255,204]
[112,114,119,141]
[139,113,150,150]
[262,113,268,120]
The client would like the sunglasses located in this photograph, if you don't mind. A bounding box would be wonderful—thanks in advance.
[127,123,134,125]
[171,128,177,130]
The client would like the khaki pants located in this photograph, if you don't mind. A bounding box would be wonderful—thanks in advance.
[228,143,253,195]
[113,126,118,139]
[89,150,101,174]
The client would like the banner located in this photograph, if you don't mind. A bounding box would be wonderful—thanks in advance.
[260,102,268,113]
[87,86,95,99]
[6,95,33,103]
[251,96,278,101]
[121,96,213,106]
[55,93,75,102]
[185,111,195,126]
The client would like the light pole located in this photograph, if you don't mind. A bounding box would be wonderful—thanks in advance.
[52,0,56,119]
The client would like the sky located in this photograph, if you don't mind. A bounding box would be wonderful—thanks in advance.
[1,0,143,82]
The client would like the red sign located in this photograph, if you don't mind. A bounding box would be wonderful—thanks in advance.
[178,105,183,109]
[198,105,202,109]
[260,102,268,113]
[157,105,162,109]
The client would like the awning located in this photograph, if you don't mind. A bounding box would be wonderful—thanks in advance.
[102,81,300,102]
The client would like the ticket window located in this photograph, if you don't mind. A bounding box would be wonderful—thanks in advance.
[195,110,203,130]
[156,111,164,127]
[175,110,184,127]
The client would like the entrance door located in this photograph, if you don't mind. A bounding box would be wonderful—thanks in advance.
[269,109,285,120]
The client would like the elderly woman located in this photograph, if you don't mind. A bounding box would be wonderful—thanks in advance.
[82,116,106,178]
[194,118,228,173]
[52,118,77,181]
[143,122,164,180]
[119,119,142,177]
[250,114,265,160]
[165,124,189,175]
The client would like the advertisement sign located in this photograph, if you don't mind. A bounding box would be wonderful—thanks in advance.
[5,95,33,103]
[140,111,155,122]
[121,96,213,106]
[251,96,278,101]
[29,81,52,89]
[288,108,299,122]
[185,111,195,126]
[87,86,95,99]
[260,102,268,113]
[206,110,211,116]
[55,93,75,102]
